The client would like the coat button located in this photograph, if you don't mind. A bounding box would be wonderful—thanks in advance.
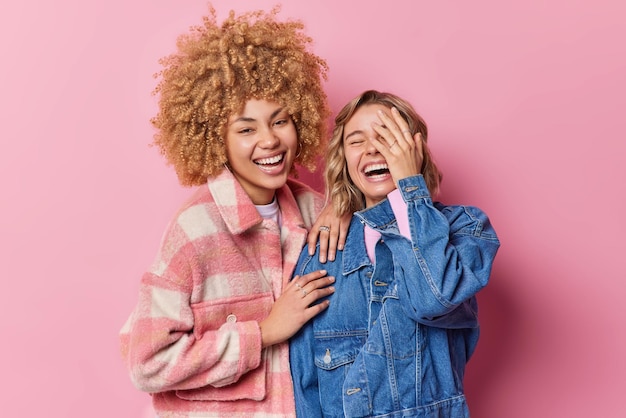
[226,314,237,323]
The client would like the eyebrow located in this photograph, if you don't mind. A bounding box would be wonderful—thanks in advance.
[231,107,285,124]
[344,130,364,141]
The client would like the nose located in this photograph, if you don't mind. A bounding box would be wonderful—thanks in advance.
[259,126,280,148]
[366,135,380,154]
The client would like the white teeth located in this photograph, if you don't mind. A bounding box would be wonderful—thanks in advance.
[255,154,283,165]
[364,163,388,174]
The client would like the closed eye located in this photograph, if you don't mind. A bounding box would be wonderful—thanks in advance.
[346,138,365,146]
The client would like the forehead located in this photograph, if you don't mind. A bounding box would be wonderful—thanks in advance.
[228,98,284,121]
[344,103,390,134]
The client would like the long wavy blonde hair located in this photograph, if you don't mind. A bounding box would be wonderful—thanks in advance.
[325,90,442,216]
[151,6,330,186]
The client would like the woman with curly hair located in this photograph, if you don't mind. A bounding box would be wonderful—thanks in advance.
[290,90,500,417]
[120,6,341,417]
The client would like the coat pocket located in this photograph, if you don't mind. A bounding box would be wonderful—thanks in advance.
[176,293,273,402]
[190,292,273,338]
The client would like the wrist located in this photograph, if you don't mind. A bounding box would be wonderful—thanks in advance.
[259,320,275,348]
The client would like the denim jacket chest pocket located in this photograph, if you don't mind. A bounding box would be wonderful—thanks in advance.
[312,330,368,413]
[313,330,368,370]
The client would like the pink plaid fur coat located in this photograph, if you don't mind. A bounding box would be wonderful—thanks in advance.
[120,169,325,417]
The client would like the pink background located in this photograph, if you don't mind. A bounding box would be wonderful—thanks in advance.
[1,0,624,416]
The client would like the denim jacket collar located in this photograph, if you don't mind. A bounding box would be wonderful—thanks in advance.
[355,198,401,235]
[342,197,406,275]
[341,216,371,275]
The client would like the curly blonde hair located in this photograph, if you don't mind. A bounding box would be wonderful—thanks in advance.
[325,90,443,216]
[151,5,330,186]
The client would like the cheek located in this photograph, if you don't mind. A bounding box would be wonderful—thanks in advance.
[224,146,237,164]
[344,151,359,173]
[285,129,298,151]
[225,142,252,167]
[227,139,251,155]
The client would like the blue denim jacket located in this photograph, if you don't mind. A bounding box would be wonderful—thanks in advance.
[290,175,500,418]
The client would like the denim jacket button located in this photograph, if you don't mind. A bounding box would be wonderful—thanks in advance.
[323,349,331,364]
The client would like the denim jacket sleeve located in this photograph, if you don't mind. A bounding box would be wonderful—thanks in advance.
[289,250,324,417]
[361,175,500,327]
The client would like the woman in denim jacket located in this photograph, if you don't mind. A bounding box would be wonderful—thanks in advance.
[290,90,500,417]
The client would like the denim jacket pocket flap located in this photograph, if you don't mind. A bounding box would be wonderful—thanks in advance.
[313,330,368,370]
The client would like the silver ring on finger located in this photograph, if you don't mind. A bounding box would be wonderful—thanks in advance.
[300,288,308,297]
[402,129,411,134]
[319,225,330,232]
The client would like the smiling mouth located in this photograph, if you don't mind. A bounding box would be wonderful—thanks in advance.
[254,153,285,167]
[363,163,390,177]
